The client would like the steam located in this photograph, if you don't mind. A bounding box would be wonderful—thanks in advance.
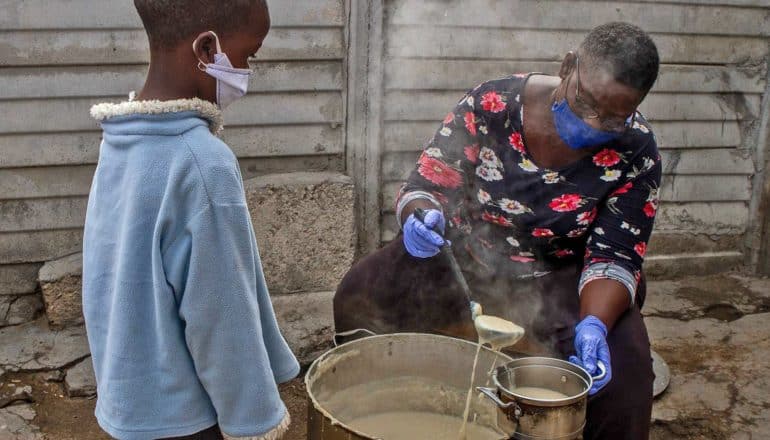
[383,1,574,355]
[335,1,583,358]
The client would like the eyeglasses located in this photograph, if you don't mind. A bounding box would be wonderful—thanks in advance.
[573,55,636,133]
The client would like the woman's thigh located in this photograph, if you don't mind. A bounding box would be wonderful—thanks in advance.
[333,239,474,338]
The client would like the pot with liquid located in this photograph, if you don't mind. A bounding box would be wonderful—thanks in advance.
[305,333,514,440]
[477,357,604,440]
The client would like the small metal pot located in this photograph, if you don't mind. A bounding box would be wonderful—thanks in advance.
[478,357,605,440]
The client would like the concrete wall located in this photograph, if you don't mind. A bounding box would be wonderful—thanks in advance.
[375,0,770,276]
[0,0,348,297]
[2,0,770,301]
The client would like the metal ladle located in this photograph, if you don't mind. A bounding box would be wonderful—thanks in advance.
[413,208,525,349]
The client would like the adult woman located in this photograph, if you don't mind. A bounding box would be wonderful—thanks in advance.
[335,22,660,439]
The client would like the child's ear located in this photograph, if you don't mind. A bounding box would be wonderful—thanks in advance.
[192,32,218,65]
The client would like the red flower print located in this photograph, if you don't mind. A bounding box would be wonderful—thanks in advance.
[549,194,584,212]
[417,154,463,188]
[554,249,574,258]
[643,201,658,218]
[532,228,554,238]
[443,112,455,125]
[482,211,513,227]
[576,208,598,226]
[510,255,536,263]
[464,112,477,136]
[634,242,647,257]
[509,132,525,154]
[464,144,480,163]
[611,181,633,197]
[481,91,506,113]
[567,228,588,238]
[593,148,621,167]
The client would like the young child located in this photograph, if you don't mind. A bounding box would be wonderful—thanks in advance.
[83,1,299,439]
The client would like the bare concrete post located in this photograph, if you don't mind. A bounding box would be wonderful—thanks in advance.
[749,57,770,275]
[345,0,385,257]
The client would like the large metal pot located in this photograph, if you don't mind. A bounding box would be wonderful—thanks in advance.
[478,357,605,440]
[305,333,514,440]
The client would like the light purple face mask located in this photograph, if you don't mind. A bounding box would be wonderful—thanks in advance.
[193,31,252,109]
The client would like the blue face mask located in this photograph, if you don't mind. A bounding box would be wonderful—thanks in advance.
[551,99,621,150]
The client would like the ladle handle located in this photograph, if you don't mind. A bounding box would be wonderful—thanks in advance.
[413,208,474,306]
[593,360,608,382]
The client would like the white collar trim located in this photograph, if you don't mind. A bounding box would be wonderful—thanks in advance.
[90,94,223,134]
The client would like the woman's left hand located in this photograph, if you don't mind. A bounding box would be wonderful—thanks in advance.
[569,315,612,395]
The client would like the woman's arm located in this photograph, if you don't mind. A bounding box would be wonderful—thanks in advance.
[580,136,662,329]
[579,279,630,330]
[396,91,483,227]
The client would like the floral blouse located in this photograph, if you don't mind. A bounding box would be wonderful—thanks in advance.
[396,74,662,303]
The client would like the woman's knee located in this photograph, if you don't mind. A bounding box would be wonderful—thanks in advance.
[333,239,427,332]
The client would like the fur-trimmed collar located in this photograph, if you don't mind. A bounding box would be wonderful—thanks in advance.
[90,94,223,134]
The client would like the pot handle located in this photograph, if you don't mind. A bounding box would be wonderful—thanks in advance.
[593,360,607,382]
[476,387,522,417]
[333,328,377,347]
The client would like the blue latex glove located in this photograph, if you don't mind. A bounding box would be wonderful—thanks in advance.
[569,315,612,395]
[403,209,446,258]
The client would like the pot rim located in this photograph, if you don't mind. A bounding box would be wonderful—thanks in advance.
[492,356,592,407]
[305,333,515,439]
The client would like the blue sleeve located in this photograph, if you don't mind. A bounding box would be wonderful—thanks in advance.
[164,202,299,436]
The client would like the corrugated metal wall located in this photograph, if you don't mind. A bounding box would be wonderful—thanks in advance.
[377,0,769,273]
[0,0,347,295]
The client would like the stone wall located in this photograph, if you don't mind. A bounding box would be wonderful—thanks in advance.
[5,172,354,367]
[38,253,83,330]
[245,172,354,362]
[245,172,356,295]
[0,265,44,327]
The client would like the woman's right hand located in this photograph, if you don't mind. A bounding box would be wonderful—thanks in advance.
[403,209,446,258]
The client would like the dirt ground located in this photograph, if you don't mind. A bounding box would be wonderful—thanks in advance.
[279,378,309,440]
[1,372,309,440]
[3,272,769,439]
[3,372,716,440]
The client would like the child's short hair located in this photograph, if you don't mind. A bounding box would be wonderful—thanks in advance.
[134,0,267,49]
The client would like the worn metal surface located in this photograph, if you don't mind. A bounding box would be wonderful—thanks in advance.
[306,333,513,440]
[651,350,671,398]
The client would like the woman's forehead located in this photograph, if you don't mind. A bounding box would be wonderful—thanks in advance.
[578,62,643,114]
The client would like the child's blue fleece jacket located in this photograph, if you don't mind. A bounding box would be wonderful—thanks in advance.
[83,100,300,440]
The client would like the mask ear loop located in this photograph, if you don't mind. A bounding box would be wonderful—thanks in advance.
[192,31,222,72]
